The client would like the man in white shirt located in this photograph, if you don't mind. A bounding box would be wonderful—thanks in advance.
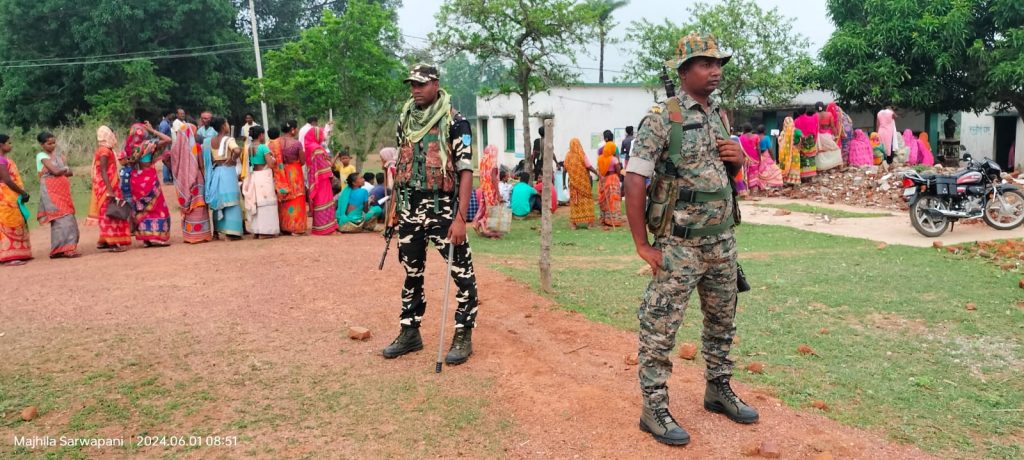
[298,116,318,153]
[240,113,259,141]
[360,172,375,193]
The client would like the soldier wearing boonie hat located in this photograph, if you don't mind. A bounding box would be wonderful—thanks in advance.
[623,32,758,446]
[382,62,480,367]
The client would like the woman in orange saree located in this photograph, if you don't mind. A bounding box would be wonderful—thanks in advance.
[87,126,132,251]
[0,134,32,265]
[274,120,307,235]
[597,131,624,227]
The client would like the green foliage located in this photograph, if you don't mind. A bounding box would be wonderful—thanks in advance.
[969,0,1024,115]
[819,0,991,113]
[432,0,590,97]
[440,53,509,119]
[84,61,174,126]
[0,0,253,127]
[622,0,814,113]
[582,0,630,83]
[233,0,402,41]
[249,1,405,159]
[432,0,594,155]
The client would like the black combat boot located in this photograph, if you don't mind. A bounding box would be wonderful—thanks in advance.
[703,376,759,424]
[382,326,423,359]
[639,406,690,446]
[444,327,472,365]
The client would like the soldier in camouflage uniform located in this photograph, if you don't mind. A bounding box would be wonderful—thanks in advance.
[382,64,479,365]
[623,33,759,446]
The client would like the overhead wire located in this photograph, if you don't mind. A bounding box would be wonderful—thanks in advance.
[0,43,288,69]
[0,36,299,67]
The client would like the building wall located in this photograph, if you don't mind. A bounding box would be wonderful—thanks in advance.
[476,85,657,169]
[1016,117,1023,172]
[960,111,996,159]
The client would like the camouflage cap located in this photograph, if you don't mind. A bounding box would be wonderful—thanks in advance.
[666,32,732,70]
[403,63,440,84]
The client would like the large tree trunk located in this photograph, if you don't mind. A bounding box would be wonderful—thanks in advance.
[520,89,533,178]
[540,118,554,292]
[599,33,606,84]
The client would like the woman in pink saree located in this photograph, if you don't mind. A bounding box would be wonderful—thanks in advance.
[904,129,920,165]
[739,126,761,191]
[304,127,338,235]
[847,130,875,167]
[170,122,212,243]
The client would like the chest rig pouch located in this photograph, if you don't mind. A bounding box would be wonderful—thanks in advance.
[645,98,741,237]
[395,121,459,212]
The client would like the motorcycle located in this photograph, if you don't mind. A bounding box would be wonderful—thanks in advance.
[901,149,1024,237]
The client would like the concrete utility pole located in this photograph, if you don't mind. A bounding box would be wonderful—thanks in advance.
[248,0,269,128]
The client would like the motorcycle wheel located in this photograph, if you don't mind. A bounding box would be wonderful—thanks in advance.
[909,195,950,237]
[983,189,1024,230]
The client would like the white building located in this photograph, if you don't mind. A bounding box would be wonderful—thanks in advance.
[475,84,656,169]
[477,85,1024,173]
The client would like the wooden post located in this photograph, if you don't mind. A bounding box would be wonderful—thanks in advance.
[539,118,554,293]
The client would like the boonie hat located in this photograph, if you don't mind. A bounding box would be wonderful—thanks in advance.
[403,63,440,84]
[666,32,732,70]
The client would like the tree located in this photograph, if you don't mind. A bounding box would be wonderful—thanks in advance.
[433,0,593,293]
[819,0,986,115]
[232,0,402,42]
[247,0,405,162]
[432,0,592,175]
[969,0,1024,118]
[0,0,253,127]
[584,0,629,83]
[621,0,814,115]
[440,53,510,120]
[85,60,174,125]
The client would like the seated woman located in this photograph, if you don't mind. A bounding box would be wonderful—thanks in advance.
[336,172,382,232]
[510,172,541,218]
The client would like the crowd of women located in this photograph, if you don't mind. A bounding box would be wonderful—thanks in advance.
[470,129,626,238]
[0,114,384,266]
[739,102,936,195]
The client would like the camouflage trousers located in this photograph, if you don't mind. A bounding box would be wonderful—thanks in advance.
[638,235,738,410]
[397,192,479,329]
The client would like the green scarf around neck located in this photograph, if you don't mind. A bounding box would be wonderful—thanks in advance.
[397,87,450,145]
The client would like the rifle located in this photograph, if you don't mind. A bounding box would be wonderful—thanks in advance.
[659,65,676,99]
[378,187,400,270]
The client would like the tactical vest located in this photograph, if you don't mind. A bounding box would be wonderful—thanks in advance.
[645,96,738,238]
[394,124,457,210]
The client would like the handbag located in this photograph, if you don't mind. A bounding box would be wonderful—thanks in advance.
[105,197,133,221]
[485,205,511,233]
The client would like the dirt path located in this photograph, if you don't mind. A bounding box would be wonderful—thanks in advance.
[1,196,936,458]
[742,197,1024,247]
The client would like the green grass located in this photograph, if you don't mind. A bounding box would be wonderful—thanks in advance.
[472,210,1024,459]
[754,202,892,219]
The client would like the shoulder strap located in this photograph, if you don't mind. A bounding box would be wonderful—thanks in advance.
[718,110,731,137]
[666,97,684,169]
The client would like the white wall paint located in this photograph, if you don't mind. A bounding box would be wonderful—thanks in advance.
[476,85,657,169]
[1016,118,1023,172]
[960,111,996,159]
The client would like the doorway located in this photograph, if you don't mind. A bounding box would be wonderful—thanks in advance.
[993,115,1017,171]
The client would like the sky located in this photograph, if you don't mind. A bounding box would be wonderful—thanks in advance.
[397,0,835,83]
